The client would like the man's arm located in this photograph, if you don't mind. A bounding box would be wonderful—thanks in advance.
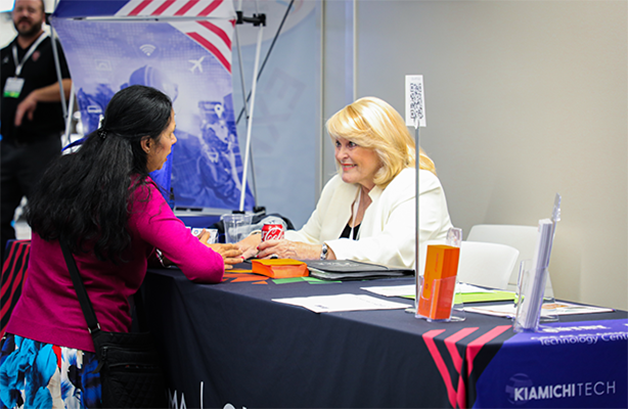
[14,78,72,126]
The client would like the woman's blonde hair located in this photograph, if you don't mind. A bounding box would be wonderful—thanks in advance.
[326,96,436,187]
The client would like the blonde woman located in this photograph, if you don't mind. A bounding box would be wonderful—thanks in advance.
[241,97,453,268]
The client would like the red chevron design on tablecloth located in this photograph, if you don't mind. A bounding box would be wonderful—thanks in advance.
[115,0,236,72]
[423,325,511,409]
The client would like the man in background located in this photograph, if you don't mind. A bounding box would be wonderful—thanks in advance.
[1,0,71,260]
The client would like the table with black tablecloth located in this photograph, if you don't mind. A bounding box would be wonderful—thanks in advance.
[143,267,627,409]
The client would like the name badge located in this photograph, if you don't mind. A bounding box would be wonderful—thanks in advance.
[3,77,24,98]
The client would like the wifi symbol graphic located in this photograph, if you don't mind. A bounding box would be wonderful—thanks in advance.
[140,44,156,56]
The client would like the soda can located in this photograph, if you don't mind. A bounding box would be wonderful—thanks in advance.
[262,224,285,241]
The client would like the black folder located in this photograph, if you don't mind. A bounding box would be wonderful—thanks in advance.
[304,260,414,281]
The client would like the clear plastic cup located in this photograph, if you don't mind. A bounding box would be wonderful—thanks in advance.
[221,214,253,243]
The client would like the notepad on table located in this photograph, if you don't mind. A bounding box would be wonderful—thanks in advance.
[252,259,308,279]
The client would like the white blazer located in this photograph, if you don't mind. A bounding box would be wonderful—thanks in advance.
[285,168,453,268]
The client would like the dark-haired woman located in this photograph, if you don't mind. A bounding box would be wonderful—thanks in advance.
[0,85,241,408]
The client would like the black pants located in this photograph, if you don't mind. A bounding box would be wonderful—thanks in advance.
[1,135,61,261]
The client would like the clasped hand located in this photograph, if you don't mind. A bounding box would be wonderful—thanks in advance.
[256,239,322,260]
[236,233,330,261]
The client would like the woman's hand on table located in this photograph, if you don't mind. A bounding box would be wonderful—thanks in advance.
[208,244,243,269]
[256,239,335,260]
[198,229,243,269]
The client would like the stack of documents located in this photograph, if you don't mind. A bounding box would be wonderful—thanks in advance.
[305,260,413,281]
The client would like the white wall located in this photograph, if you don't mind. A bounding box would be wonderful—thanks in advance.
[322,0,626,309]
[0,12,17,47]
[232,1,320,228]
[1,0,59,46]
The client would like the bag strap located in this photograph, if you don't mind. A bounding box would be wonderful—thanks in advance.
[59,239,101,334]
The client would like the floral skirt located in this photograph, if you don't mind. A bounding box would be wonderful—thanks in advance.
[0,334,102,409]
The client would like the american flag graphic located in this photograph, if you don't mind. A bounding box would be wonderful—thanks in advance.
[115,0,236,72]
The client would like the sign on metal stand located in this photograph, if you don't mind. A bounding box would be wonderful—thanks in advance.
[404,74,426,317]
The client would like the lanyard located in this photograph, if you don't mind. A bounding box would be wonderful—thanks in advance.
[12,31,48,77]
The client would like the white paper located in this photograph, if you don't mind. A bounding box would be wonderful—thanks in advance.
[361,282,496,298]
[468,302,613,319]
[361,284,415,297]
[405,75,426,128]
[272,293,411,313]
[457,283,497,293]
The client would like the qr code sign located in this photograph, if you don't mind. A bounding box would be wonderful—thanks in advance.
[405,75,426,127]
[410,82,424,124]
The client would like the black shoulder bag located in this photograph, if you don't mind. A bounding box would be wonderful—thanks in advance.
[60,239,167,408]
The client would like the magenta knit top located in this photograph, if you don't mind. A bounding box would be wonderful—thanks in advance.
[6,178,224,352]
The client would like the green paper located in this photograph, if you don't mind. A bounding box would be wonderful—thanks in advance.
[272,277,340,284]
[403,291,517,304]
[455,291,516,304]
[272,277,308,284]
[304,277,340,284]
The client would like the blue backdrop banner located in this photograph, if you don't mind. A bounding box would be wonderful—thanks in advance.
[52,0,254,211]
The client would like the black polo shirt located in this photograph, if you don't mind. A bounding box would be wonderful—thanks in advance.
[1,34,71,143]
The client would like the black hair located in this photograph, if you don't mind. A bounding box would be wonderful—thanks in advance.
[26,85,173,262]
